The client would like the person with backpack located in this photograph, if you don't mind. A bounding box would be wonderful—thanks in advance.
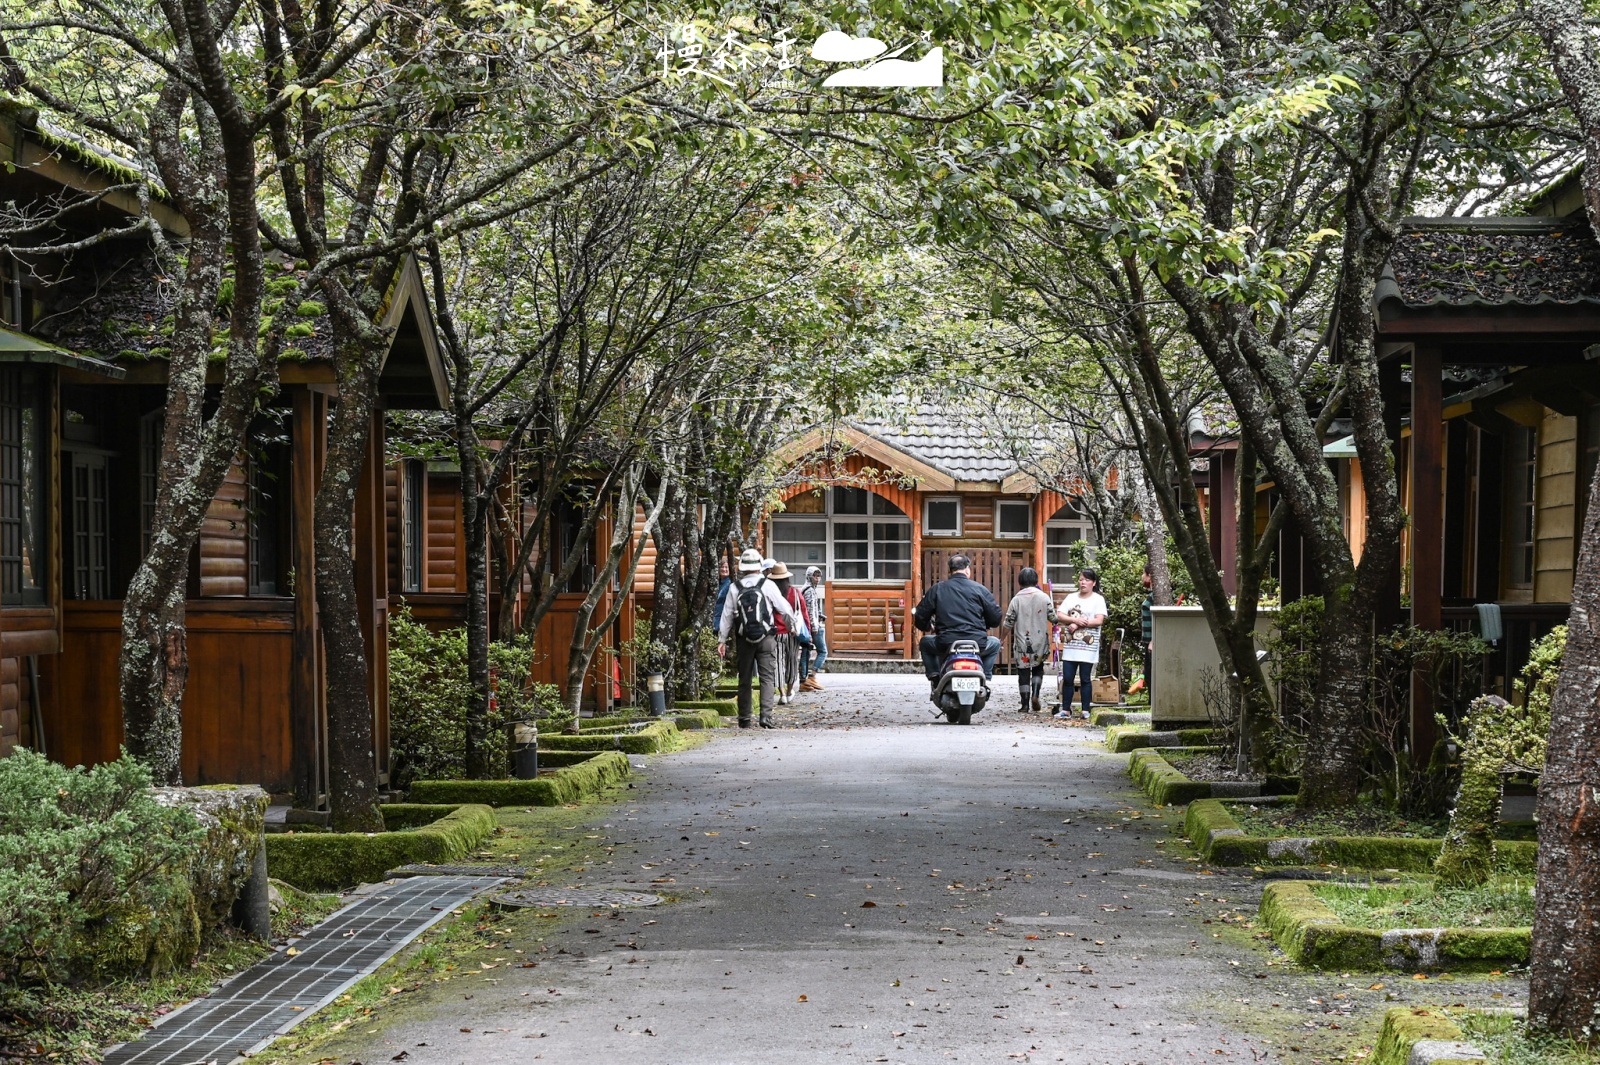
[1002,567,1057,713]
[717,547,797,729]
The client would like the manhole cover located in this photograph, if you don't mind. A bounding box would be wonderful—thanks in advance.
[490,888,663,910]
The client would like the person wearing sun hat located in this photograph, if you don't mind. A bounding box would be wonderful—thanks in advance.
[718,548,795,728]
[767,561,813,703]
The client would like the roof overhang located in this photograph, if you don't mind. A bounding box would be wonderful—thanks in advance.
[776,424,957,492]
[0,326,125,378]
[377,255,450,410]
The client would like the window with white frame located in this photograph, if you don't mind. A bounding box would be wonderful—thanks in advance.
[923,497,961,537]
[1044,499,1095,592]
[996,499,1031,538]
[771,486,912,581]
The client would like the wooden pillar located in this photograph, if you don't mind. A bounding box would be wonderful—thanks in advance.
[1218,449,1238,595]
[1410,345,1444,758]
[289,389,326,808]
[354,408,390,786]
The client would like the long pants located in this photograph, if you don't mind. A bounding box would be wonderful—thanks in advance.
[1015,665,1045,709]
[1064,660,1094,716]
[920,634,1002,679]
[734,635,778,724]
[1142,645,1153,697]
[776,634,799,694]
[800,624,828,679]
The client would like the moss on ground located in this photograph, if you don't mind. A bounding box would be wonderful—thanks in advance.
[674,698,738,717]
[265,805,497,891]
[1457,1010,1600,1064]
[1315,878,1535,930]
[408,751,631,808]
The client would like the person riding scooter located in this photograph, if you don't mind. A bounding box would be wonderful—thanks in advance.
[912,554,1003,697]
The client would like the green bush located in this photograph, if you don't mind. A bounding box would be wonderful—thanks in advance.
[0,750,203,983]
[389,604,564,785]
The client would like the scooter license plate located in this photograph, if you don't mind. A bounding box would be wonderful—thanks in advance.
[950,676,981,692]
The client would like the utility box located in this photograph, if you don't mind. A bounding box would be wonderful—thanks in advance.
[1149,605,1277,729]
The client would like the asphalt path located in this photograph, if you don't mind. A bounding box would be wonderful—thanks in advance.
[309,673,1525,1065]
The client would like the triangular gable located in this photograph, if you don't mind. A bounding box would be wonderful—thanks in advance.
[777,424,956,492]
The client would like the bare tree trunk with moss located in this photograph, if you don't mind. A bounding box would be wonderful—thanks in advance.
[1434,696,1509,889]
[117,10,270,780]
[647,480,686,702]
[1522,0,1600,1033]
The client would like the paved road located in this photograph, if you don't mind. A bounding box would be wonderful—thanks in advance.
[302,674,1524,1065]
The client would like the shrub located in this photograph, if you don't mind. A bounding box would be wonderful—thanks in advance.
[389,605,563,785]
[0,751,203,984]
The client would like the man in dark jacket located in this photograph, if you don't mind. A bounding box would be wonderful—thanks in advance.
[913,554,1004,683]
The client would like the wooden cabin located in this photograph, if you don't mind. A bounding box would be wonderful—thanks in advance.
[0,103,450,809]
[384,457,635,712]
[766,408,1102,659]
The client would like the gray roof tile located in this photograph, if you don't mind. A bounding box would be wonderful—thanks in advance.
[852,402,1021,482]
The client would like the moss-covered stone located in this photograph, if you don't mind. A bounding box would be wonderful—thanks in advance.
[673,707,724,730]
[675,698,739,717]
[407,751,631,809]
[379,803,463,830]
[1371,1008,1469,1065]
[1183,798,1539,872]
[1106,725,1222,753]
[1434,755,1502,888]
[265,804,496,891]
[1089,708,1127,726]
[1128,747,1227,806]
[536,719,684,754]
[1260,881,1531,973]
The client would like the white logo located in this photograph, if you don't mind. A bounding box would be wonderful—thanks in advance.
[811,30,943,88]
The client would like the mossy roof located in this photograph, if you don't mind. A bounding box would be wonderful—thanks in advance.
[1382,216,1600,308]
[34,240,334,364]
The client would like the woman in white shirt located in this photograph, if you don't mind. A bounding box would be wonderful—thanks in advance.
[1056,568,1108,720]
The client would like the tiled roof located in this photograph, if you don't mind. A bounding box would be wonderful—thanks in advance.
[1380,216,1600,308]
[852,402,1022,482]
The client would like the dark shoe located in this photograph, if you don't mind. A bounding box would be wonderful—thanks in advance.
[738,718,753,728]
[758,716,775,729]
[1032,695,1044,714]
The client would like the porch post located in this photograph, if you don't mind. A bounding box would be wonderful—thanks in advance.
[354,408,390,786]
[289,388,325,808]
[1410,344,1444,758]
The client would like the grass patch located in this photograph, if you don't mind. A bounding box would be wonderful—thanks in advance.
[1315,878,1536,930]
[1458,1011,1600,1064]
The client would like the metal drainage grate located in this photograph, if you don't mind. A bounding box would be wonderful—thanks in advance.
[490,888,662,909]
[387,864,532,878]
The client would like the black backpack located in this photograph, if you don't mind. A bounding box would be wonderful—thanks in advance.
[734,577,775,643]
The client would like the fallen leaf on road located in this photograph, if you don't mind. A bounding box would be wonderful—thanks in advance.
[797,995,808,1002]
[861,901,877,908]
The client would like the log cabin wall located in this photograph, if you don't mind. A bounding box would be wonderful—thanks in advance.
[198,461,250,596]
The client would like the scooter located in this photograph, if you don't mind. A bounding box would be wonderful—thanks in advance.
[928,639,989,725]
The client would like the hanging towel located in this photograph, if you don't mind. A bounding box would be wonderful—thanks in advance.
[1476,602,1503,646]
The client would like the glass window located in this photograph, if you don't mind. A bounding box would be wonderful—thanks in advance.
[1506,425,1537,588]
[772,518,827,576]
[997,500,1031,538]
[873,522,911,580]
[67,453,109,600]
[0,371,46,604]
[1045,524,1092,591]
[773,489,911,582]
[402,460,424,593]
[833,486,869,514]
[924,498,961,536]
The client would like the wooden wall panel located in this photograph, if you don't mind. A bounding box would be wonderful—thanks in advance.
[962,496,994,539]
[41,601,297,792]
[199,460,249,597]
[0,655,19,756]
[825,584,911,655]
[425,471,462,593]
[1535,410,1577,603]
[632,505,657,593]
[528,593,614,710]
[384,464,402,593]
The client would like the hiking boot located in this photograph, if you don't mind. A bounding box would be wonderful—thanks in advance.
[1032,694,1044,714]
[759,714,775,728]
[800,677,822,692]
[738,718,753,728]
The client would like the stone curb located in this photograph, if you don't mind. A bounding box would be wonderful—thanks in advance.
[1106,724,1223,753]
[409,750,633,807]
[1372,1008,1487,1065]
[1183,798,1538,873]
[1126,748,1296,806]
[1258,881,1530,972]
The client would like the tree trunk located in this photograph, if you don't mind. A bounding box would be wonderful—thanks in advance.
[648,482,685,702]
[1130,465,1173,604]
[1528,459,1600,1033]
[457,427,495,777]
[1297,621,1371,807]
[315,348,385,833]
